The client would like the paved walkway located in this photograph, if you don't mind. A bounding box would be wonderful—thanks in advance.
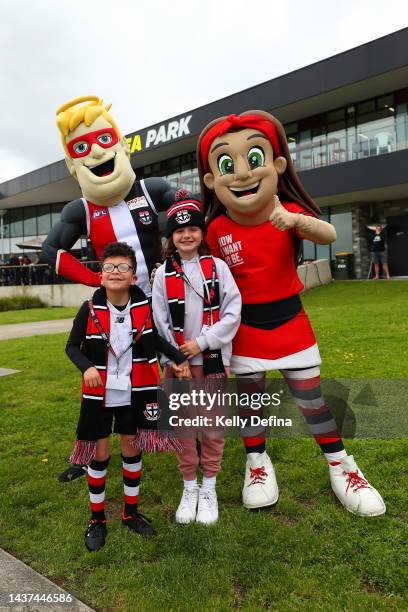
[0,368,21,377]
[0,549,93,611]
[0,319,72,341]
[0,319,92,610]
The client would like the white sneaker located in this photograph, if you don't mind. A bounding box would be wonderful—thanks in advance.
[196,488,218,525]
[242,452,279,509]
[329,455,386,517]
[175,487,199,524]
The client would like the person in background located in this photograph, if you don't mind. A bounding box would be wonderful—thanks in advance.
[7,253,20,285]
[21,254,32,285]
[370,224,391,279]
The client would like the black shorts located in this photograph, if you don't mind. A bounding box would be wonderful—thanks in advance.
[77,404,137,440]
[371,251,387,264]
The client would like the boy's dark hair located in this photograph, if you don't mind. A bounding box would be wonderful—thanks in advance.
[102,242,137,271]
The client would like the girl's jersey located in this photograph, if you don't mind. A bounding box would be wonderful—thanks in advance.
[206,203,313,304]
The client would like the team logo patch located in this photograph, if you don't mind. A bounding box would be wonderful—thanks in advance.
[139,210,152,225]
[176,210,191,224]
[143,402,161,421]
[128,196,148,211]
[92,209,108,219]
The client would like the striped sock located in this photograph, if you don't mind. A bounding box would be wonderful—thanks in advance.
[282,367,347,464]
[88,457,109,522]
[242,435,266,454]
[122,453,142,519]
[238,373,266,455]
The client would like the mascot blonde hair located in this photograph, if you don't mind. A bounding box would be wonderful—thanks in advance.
[56,95,122,155]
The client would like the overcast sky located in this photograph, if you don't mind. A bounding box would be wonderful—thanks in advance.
[1,0,407,183]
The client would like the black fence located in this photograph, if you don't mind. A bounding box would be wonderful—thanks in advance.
[0,262,100,287]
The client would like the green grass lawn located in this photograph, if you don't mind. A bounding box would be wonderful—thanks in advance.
[0,306,78,325]
[0,281,407,611]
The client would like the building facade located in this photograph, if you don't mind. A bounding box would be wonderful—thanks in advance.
[1,28,408,278]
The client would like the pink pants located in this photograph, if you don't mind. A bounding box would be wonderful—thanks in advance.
[165,364,225,480]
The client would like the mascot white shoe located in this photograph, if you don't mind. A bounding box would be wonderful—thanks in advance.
[242,452,279,509]
[329,455,386,516]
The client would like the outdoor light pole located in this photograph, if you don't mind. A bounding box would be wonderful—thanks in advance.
[0,209,6,264]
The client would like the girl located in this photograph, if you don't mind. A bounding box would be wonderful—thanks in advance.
[152,195,241,524]
[196,110,386,516]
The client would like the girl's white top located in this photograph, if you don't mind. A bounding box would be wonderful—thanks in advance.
[152,255,242,366]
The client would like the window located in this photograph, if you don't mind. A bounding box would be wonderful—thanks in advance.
[51,204,64,227]
[396,103,408,151]
[330,205,353,254]
[315,210,330,261]
[302,240,315,260]
[9,208,23,237]
[283,89,407,170]
[23,209,37,236]
[37,205,51,235]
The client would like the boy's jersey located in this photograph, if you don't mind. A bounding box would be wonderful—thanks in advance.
[206,203,312,304]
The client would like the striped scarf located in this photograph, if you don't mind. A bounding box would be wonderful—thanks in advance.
[164,253,225,377]
[70,285,181,465]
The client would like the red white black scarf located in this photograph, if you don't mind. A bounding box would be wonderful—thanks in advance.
[164,253,225,377]
[70,285,181,465]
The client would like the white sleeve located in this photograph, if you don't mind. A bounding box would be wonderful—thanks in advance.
[151,265,179,366]
[196,258,241,351]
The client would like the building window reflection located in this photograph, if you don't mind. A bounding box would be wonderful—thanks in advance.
[301,205,352,263]
[286,88,408,171]
[37,205,52,235]
[140,152,200,196]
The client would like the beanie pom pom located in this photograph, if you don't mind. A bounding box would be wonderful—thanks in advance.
[175,188,190,202]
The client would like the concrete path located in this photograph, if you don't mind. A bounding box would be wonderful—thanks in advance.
[0,368,21,377]
[0,549,93,611]
[0,319,72,341]
[0,320,93,611]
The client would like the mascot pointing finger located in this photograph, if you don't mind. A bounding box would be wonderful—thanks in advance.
[198,110,385,517]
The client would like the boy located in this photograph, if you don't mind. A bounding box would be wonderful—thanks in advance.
[66,241,188,551]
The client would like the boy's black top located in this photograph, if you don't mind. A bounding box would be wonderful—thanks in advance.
[370,231,386,253]
[66,300,185,373]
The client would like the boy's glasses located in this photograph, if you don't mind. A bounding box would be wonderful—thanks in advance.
[102,263,133,273]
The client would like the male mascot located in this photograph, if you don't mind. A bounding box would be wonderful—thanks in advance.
[43,95,181,481]
[43,95,178,295]
[197,111,385,516]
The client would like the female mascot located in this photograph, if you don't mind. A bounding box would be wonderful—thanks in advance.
[198,111,385,516]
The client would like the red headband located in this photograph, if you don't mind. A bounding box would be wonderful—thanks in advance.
[200,114,282,173]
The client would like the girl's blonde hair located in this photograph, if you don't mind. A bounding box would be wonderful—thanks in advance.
[56,95,122,155]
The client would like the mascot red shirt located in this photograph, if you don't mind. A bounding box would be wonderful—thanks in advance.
[206,202,317,367]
